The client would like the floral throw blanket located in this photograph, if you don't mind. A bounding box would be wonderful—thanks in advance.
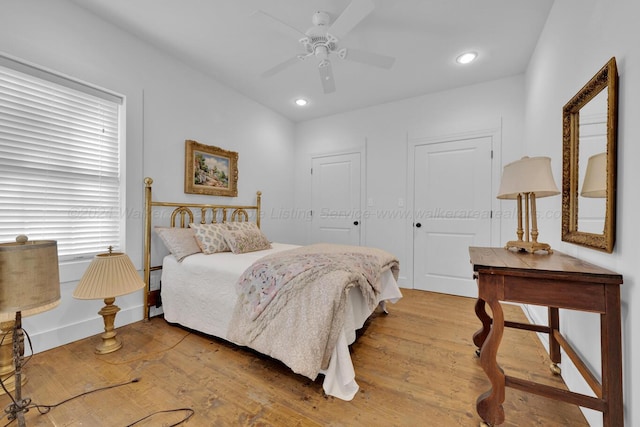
[227,243,400,380]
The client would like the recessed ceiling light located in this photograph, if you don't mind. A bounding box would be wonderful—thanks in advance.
[295,98,308,106]
[456,52,477,64]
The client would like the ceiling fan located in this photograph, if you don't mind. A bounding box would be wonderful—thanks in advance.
[254,0,396,94]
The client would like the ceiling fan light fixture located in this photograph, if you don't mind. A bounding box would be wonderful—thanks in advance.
[256,0,391,95]
[456,51,477,64]
[312,11,331,27]
[295,98,308,106]
[315,45,329,59]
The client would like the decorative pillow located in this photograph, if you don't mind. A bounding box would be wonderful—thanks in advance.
[190,222,230,254]
[224,221,259,232]
[222,222,271,254]
[154,227,201,262]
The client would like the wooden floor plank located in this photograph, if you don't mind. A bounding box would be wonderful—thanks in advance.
[0,289,588,426]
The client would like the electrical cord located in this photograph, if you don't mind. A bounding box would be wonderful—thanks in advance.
[0,327,196,426]
[3,377,194,427]
[29,377,141,415]
[97,330,191,366]
[2,378,142,426]
[125,407,195,426]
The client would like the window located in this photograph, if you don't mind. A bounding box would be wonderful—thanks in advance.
[0,56,124,262]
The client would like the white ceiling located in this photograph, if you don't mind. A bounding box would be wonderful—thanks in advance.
[71,0,554,123]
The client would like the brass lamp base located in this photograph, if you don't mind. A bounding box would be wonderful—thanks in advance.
[505,240,553,254]
[95,334,122,355]
[504,192,554,255]
[96,297,122,354]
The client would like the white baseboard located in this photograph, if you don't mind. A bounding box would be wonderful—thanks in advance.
[24,304,144,355]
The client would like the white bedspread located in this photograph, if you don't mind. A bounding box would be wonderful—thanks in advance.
[161,243,402,400]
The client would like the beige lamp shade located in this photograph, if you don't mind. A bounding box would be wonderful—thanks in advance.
[581,152,607,198]
[497,156,560,199]
[73,251,145,300]
[0,236,61,316]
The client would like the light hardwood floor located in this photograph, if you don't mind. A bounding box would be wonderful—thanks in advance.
[1,290,588,426]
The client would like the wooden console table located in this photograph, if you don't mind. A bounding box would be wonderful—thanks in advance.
[469,247,623,426]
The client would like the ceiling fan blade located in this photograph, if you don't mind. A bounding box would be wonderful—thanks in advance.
[327,0,375,40]
[252,10,306,40]
[318,60,336,94]
[261,56,302,78]
[339,48,395,69]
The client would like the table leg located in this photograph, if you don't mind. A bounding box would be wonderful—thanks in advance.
[602,286,623,427]
[548,307,561,375]
[476,282,506,426]
[473,298,491,356]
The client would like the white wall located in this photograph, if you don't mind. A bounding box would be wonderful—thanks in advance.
[294,76,526,286]
[524,0,639,425]
[0,0,296,352]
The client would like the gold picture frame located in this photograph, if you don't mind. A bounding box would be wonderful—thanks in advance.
[561,57,617,252]
[184,140,238,197]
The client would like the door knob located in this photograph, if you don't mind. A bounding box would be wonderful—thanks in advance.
[353,221,359,226]
[415,223,422,228]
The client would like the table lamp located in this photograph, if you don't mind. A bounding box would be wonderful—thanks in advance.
[73,247,144,354]
[497,156,560,253]
[0,235,61,427]
[581,152,607,198]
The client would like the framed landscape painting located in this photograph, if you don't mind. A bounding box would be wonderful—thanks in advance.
[184,140,238,197]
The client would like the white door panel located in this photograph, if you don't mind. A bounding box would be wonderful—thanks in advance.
[311,152,361,245]
[422,231,476,295]
[414,136,493,297]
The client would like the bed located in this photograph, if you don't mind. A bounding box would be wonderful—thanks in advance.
[142,177,402,400]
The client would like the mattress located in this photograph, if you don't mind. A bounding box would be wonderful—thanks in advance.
[161,242,402,400]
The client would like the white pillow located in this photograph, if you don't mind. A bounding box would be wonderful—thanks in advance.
[154,227,201,261]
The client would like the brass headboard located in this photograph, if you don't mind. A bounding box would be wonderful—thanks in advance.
[143,177,262,320]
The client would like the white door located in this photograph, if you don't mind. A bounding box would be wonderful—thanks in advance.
[311,152,361,245]
[413,137,493,297]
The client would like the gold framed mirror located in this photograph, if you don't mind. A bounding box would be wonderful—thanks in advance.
[561,57,618,252]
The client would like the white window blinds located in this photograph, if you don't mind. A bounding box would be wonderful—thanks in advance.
[0,59,124,261]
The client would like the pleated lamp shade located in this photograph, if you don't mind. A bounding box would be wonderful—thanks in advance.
[581,152,607,198]
[497,156,560,199]
[73,251,144,300]
[0,236,61,316]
